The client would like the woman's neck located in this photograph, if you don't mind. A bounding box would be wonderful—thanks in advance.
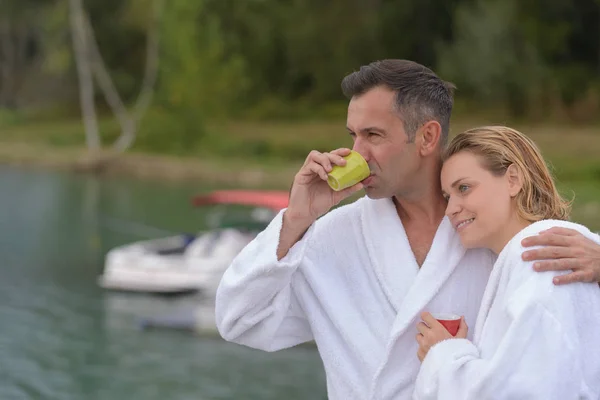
[490,217,532,255]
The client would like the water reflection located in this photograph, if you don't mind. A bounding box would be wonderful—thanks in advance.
[0,167,326,400]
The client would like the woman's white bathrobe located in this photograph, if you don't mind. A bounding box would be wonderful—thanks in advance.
[215,196,495,399]
[414,220,600,400]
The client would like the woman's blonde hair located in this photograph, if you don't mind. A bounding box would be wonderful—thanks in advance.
[442,126,571,222]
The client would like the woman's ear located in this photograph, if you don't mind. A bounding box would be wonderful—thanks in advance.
[418,121,442,156]
[506,164,523,197]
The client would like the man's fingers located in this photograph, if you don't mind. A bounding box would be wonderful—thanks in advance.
[312,152,334,172]
[521,233,573,248]
[306,163,329,181]
[336,182,364,200]
[532,258,579,272]
[539,227,580,237]
[552,270,595,285]
[522,227,583,247]
[324,151,347,168]
[304,150,333,171]
[522,246,575,261]
[307,150,351,173]
[520,226,600,286]
[304,150,322,167]
[330,148,352,157]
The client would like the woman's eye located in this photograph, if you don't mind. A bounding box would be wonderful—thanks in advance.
[458,184,469,193]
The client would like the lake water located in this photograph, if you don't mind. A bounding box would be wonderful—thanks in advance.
[0,167,326,400]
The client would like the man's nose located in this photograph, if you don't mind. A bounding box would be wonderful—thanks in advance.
[352,140,369,162]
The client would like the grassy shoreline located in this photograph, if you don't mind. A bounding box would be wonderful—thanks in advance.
[1,119,599,229]
[0,140,299,188]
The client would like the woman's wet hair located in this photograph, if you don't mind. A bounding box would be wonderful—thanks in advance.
[443,126,571,222]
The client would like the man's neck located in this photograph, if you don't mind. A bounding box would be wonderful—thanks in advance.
[392,191,446,267]
[392,182,447,267]
[393,175,447,226]
[394,196,446,225]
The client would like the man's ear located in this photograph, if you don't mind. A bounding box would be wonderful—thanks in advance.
[418,121,442,156]
[506,164,524,197]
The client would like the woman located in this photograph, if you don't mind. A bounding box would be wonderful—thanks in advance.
[413,126,600,399]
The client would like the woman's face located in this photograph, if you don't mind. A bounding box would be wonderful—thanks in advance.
[441,151,520,253]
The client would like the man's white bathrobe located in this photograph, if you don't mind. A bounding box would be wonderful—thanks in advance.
[215,196,495,399]
[414,220,600,400]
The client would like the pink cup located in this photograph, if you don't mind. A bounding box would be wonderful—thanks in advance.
[431,313,461,336]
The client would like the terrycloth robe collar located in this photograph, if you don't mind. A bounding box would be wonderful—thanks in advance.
[360,197,468,398]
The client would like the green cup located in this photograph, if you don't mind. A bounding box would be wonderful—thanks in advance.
[327,150,370,191]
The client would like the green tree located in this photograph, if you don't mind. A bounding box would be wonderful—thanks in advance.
[0,0,57,109]
[136,0,248,152]
[437,0,545,117]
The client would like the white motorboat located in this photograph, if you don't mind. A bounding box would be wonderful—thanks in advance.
[98,190,289,295]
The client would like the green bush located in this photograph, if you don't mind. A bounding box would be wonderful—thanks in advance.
[0,109,25,127]
[134,108,206,154]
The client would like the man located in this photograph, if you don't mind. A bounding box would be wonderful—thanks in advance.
[215,60,600,399]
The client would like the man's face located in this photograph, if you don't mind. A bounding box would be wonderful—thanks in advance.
[346,86,420,199]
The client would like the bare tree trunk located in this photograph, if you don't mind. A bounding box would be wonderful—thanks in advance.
[114,0,163,151]
[132,0,163,122]
[69,0,101,150]
[82,14,135,149]
[82,0,163,153]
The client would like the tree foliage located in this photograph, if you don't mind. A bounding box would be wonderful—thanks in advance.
[2,0,600,137]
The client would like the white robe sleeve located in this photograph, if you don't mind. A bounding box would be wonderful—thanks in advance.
[215,210,315,351]
[414,293,584,400]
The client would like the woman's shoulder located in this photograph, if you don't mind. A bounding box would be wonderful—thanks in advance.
[500,220,597,302]
[501,219,594,268]
[509,219,596,249]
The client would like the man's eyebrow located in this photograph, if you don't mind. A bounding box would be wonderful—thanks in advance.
[346,126,386,133]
